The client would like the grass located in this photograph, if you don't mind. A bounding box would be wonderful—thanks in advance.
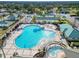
[53,20,69,24]
[0,30,7,36]
[59,20,69,24]
[73,42,79,46]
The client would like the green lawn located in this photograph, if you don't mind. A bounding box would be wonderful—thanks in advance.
[53,20,69,24]
[73,42,79,46]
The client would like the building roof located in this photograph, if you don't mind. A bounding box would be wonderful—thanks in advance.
[36,17,59,20]
[69,29,79,40]
[0,21,7,24]
[61,9,69,12]
[45,13,55,16]
[60,24,79,41]
[60,24,73,37]
[0,21,14,27]
[6,15,17,21]
[75,17,79,21]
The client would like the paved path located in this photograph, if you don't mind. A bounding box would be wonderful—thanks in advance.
[63,48,79,58]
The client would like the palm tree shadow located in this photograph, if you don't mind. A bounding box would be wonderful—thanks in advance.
[33,47,46,58]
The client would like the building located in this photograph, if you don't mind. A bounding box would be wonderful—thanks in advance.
[34,14,59,23]
[0,9,7,13]
[74,17,79,28]
[0,14,24,46]
[70,16,79,28]
[0,21,14,28]
[60,24,79,47]
[7,15,16,21]
[60,8,69,14]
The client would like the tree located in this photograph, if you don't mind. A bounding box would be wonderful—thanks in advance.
[57,6,62,13]
[0,40,6,58]
[31,16,36,23]
[76,11,79,16]
[0,4,3,9]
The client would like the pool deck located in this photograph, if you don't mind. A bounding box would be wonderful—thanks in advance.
[3,29,39,58]
[2,24,75,58]
[2,24,59,58]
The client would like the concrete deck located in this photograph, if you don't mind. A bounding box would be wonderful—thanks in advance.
[2,24,79,58]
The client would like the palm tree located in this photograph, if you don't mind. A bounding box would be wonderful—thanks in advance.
[0,40,6,58]
[0,47,6,58]
[33,47,46,58]
[31,16,36,23]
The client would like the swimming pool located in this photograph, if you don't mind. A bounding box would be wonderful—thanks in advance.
[47,45,63,57]
[15,25,56,48]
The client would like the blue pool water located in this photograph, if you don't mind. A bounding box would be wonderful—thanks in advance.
[15,25,56,48]
[47,46,63,57]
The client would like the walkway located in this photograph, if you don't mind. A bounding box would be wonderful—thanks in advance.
[63,48,79,58]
